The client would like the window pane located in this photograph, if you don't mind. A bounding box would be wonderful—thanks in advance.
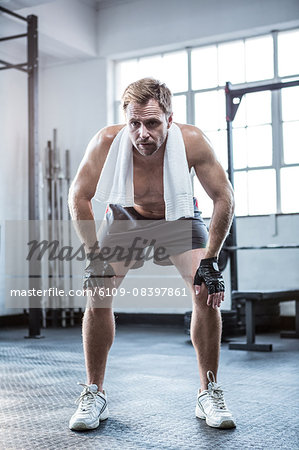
[278,30,299,77]
[281,167,299,213]
[246,91,272,126]
[248,169,276,215]
[233,91,271,128]
[245,35,274,82]
[234,169,276,216]
[195,90,226,131]
[281,86,299,121]
[191,46,218,90]
[283,122,299,164]
[172,95,187,123]
[193,177,213,217]
[233,126,272,170]
[218,40,245,85]
[115,59,138,99]
[234,172,248,216]
[137,54,163,82]
[162,51,188,93]
[204,130,228,170]
[247,125,272,167]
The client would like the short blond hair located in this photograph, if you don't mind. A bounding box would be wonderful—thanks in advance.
[122,78,172,117]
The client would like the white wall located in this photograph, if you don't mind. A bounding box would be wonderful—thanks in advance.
[40,58,107,177]
[0,70,28,221]
[0,58,106,318]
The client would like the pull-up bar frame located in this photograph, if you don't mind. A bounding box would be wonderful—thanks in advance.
[0,6,41,337]
[225,77,299,304]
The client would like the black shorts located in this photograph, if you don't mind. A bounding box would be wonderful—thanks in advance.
[97,197,208,269]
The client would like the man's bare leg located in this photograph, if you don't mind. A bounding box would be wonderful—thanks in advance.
[190,285,222,391]
[170,249,235,428]
[82,260,134,392]
[170,249,222,391]
[83,306,115,392]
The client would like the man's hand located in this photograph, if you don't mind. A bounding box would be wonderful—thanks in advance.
[83,253,116,294]
[193,257,225,309]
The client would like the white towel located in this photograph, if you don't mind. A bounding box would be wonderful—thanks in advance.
[94,123,194,221]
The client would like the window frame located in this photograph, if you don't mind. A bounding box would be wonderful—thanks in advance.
[113,28,299,218]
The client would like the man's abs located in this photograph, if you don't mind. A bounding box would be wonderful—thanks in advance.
[133,165,165,219]
[133,200,165,219]
[133,188,165,219]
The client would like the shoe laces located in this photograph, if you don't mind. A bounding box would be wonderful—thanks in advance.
[207,370,226,411]
[75,383,98,412]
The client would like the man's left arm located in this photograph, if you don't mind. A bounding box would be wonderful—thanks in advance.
[192,131,235,307]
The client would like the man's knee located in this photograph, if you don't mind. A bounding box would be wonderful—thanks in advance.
[193,296,210,315]
[192,290,221,315]
[187,280,208,306]
[85,287,114,309]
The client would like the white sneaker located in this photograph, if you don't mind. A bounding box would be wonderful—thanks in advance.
[196,371,236,429]
[69,383,109,431]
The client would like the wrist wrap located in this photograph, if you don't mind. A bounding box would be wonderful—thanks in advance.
[83,253,115,291]
[193,257,225,295]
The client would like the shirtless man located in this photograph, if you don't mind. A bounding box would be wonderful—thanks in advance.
[68,78,236,430]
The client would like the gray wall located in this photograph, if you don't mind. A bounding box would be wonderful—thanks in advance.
[235,214,299,315]
[0,69,28,316]
[0,0,298,315]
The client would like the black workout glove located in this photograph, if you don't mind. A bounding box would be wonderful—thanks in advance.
[193,257,225,295]
[83,253,116,292]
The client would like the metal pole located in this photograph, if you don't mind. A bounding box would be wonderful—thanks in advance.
[0,5,28,22]
[0,33,28,42]
[66,149,74,326]
[52,129,60,326]
[225,83,238,299]
[0,60,28,72]
[58,143,66,327]
[46,140,53,327]
[26,14,43,338]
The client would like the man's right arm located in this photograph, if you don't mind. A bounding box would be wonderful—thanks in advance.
[68,126,122,254]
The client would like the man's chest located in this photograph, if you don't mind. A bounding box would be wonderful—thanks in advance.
[133,162,164,201]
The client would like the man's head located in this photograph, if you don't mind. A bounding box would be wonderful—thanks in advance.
[122,78,173,157]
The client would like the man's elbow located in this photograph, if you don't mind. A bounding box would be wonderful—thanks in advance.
[68,183,92,214]
[214,185,235,215]
[225,186,235,218]
[68,182,77,211]
[229,185,235,215]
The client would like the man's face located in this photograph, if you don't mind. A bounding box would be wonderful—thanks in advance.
[126,98,173,157]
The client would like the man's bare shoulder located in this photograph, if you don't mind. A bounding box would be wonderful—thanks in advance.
[175,123,204,142]
[96,124,126,146]
[175,123,211,165]
[87,124,126,162]
[79,124,126,169]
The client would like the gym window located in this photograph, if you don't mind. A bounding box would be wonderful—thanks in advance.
[114,29,299,218]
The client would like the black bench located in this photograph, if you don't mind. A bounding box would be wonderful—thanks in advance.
[229,290,299,351]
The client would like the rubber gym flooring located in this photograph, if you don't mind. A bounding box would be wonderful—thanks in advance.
[0,323,298,449]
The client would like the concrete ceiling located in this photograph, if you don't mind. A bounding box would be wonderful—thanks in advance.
[0,0,102,67]
[0,0,137,67]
